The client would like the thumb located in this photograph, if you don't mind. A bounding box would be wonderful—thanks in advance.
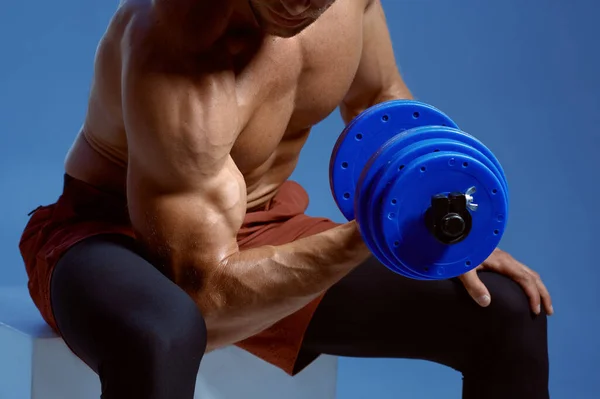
[460,271,491,307]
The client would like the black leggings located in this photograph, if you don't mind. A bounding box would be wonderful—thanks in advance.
[51,234,549,399]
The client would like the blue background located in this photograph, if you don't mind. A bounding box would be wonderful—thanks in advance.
[1,0,598,398]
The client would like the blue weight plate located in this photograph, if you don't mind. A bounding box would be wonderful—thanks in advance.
[357,147,437,280]
[360,192,431,279]
[354,162,426,278]
[357,134,509,280]
[381,152,507,279]
[365,140,453,279]
[379,136,508,205]
[329,100,459,221]
[370,137,508,279]
[354,126,509,279]
[379,126,509,203]
[378,152,508,280]
[373,196,436,280]
[352,125,508,252]
[353,135,432,279]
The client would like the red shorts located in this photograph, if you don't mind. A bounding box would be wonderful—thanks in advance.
[19,175,339,376]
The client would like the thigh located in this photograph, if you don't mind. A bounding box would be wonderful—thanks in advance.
[50,234,206,374]
[302,256,528,371]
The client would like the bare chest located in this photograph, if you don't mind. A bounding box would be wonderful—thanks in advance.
[230,6,365,173]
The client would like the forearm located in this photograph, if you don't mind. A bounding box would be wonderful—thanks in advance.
[341,0,415,124]
[198,222,369,348]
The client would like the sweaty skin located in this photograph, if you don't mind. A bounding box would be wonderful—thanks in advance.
[63,0,412,350]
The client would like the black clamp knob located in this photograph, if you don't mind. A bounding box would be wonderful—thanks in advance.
[425,192,473,244]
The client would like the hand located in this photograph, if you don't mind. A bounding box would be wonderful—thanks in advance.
[458,248,554,316]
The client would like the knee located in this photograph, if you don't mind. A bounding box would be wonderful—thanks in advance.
[466,272,550,382]
[124,291,208,363]
[479,271,548,346]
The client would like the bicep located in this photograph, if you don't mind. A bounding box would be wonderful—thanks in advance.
[123,68,238,189]
[122,68,244,284]
[341,0,412,121]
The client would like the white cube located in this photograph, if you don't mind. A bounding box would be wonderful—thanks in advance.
[0,286,338,399]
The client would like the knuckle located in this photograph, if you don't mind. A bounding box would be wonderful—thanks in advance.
[522,273,536,286]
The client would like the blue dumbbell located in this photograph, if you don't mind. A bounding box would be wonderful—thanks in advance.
[329,100,509,280]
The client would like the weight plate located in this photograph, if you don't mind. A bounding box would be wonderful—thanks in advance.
[354,134,434,279]
[356,180,431,279]
[354,163,405,275]
[329,100,459,221]
[356,131,509,279]
[378,151,508,279]
[357,147,435,280]
[378,125,509,202]
[378,136,508,205]
[369,136,508,279]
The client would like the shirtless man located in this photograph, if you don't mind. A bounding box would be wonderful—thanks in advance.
[19,0,553,398]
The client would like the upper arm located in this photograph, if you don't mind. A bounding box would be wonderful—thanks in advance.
[122,46,245,286]
[341,0,413,122]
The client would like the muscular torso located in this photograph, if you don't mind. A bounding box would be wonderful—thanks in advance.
[65,0,368,209]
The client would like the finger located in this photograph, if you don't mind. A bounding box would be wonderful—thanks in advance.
[520,266,553,315]
[517,263,552,315]
[460,271,491,307]
[495,255,542,315]
[514,270,542,315]
[533,275,554,315]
